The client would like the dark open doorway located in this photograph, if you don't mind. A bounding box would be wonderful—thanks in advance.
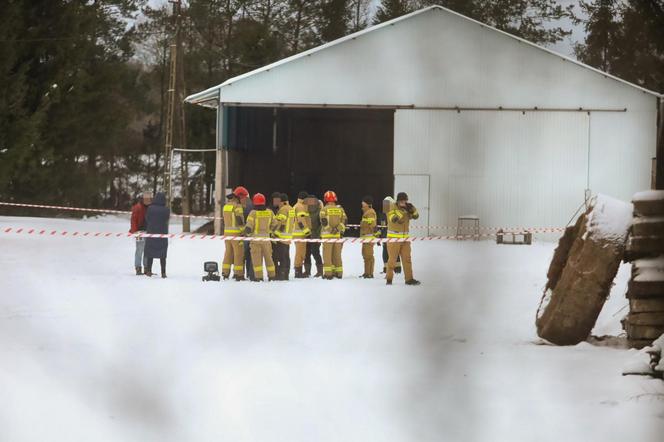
[225,107,394,223]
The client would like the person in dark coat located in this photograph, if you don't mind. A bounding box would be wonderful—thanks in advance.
[144,192,170,278]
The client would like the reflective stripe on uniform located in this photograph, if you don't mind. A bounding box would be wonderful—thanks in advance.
[224,229,241,234]
[388,210,404,220]
[222,263,232,270]
[387,230,409,238]
[321,233,341,239]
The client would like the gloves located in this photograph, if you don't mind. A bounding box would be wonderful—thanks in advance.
[243,226,252,235]
[406,203,415,214]
[321,218,328,227]
[390,215,400,223]
[298,221,305,229]
[279,224,286,232]
[235,215,244,225]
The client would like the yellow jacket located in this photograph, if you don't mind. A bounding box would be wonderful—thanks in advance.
[320,203,347,239]
[222,200,245,236]
[387,203,419,238]
[246,209,277,238]
[292,199,311,238]
[360,207,377,238]
[274,203,295,240]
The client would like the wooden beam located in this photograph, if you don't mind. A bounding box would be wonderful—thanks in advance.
[657,97,664,190]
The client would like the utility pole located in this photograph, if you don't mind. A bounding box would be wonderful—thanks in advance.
[164,0,191,231]
[163,0,179,208]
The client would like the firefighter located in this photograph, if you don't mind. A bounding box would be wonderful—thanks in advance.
[360,195,377,278]
[320,190,347,279]
[221,189,246,280]
[244,193,277,282]
[304,195,324,277]
[292,191,311,278]
[270,192,283,277]
[231,186,254,281]
[386,192,421,286]
[274,192,295,280]
[379,196,401,275]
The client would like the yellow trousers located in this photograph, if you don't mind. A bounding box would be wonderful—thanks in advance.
[362,243,375,276]
[250,241,276,280]
[322,243,343,277]
[222,238,245,277]
[386,242,413,281]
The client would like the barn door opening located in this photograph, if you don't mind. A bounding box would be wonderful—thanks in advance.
[394,174,430,236]
[224,106,394,224]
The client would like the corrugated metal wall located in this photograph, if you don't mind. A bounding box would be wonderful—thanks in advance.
[394,110,592,230]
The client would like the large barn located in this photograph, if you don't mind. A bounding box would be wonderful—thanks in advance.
[185,5,662,234]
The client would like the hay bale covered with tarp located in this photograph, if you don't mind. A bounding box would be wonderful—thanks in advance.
[536,194,632,345]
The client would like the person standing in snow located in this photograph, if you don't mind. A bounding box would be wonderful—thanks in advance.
[144,192,170,278]
[386,192,420,286]
[233,186,254,281]
[379,196,401,275]
[359,195,377,278]
[130,191,152,275]
[304,195,324,277]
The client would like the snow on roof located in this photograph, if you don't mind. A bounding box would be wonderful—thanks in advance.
[185,5,663,108]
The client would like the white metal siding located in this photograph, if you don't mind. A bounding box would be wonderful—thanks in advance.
[394,110,590,229]
[587,110,657,202]
[215,8,658,113]
[394,174,431,236]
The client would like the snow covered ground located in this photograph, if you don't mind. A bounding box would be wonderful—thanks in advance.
[1,215,663,442]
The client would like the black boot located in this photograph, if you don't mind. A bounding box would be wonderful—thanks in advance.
[303,262,312,278]
[234,275,246,281]
[161,271,167,279]
[405,279,421,286]
[314,263,323,278]
[135,266,142,276]
[294,267,305,278]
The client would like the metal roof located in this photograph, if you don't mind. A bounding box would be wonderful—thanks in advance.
[185,5,662,109]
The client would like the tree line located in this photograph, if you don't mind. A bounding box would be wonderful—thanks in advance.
[0,0,662,215]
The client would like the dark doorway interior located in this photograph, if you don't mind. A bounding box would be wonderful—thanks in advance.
[226,107,394,224]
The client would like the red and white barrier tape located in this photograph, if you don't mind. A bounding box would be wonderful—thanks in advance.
[1,227,503,243]
[0,201,565,233]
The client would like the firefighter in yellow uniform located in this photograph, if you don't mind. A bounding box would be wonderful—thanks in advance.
[292,191,311,278]
[320,190,347,279]
[244,193,277,282]
[274,192,295,280]
[221,190,246,281]
[386,192,421,286]
[360,195,377,278]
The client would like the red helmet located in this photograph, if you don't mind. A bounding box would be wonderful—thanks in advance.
[323,191,337,203]
[252,193,266,206]
[233,186,249,198]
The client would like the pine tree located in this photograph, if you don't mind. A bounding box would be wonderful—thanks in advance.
[373,0,416,24]
[574,0,621,72]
